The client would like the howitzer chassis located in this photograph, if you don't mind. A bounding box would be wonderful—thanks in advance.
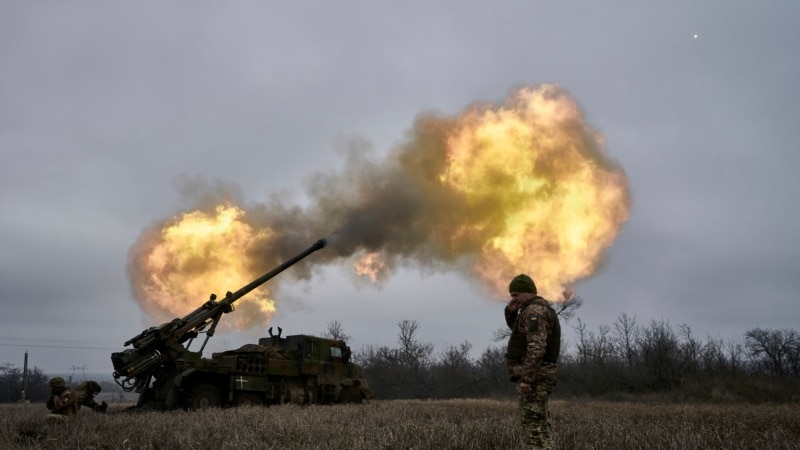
[111,239,372,409]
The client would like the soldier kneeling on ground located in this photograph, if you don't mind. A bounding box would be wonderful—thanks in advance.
[46,377,78,420]
[76,380,107,413]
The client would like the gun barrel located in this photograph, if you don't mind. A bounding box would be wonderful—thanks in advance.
[226,238,327,304]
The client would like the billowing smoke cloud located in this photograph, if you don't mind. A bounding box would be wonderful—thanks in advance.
[128,84,631,328]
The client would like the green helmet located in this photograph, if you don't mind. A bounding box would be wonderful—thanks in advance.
[48,377,66,389]
[78,380,102,394]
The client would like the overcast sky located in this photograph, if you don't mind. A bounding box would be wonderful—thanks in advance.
[1,1,798,376]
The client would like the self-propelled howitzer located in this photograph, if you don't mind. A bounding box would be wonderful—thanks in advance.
[110,238,371,409]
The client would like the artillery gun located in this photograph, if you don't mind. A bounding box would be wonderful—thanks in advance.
[111,238,372,409]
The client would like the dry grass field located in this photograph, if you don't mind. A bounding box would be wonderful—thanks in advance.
[2,399,799,449]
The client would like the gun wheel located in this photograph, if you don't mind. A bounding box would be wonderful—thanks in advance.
[184,382,221,409]
[234,392,263,407]
[337,386,364,404]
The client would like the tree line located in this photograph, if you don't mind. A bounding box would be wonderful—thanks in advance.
[3,304,798,404]
[0,363,49,403]
[333,308,800,402]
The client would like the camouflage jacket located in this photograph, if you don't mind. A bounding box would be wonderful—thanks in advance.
[75,380,102,409]
[46,388,79,416]
[505,296,561,385]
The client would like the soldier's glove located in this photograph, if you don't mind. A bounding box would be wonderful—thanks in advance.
[504,305,518,329]
[93,401,108,413]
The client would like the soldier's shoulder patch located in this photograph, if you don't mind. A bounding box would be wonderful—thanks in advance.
[527,314,539,333]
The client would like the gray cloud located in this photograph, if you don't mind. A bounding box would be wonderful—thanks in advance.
[1,1,798,374]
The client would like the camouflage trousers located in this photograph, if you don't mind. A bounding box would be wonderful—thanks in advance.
[518,383,554,449]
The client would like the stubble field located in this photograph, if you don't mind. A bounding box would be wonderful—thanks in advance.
[2,399,799,449]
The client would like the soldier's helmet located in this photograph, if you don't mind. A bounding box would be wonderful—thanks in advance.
[48,377,66,389]
[78,380,102,394]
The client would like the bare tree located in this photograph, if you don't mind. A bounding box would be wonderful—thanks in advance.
[613,312,639,373]
[726,336,746,374]
[492,326,511,342]
[322,320,351,342]
[787,336,800,377]
[553,288,583,322]
[700,335,727,373]
[439,341,473,372]
[639,319,680,389]
[397,319,434,369]
[744,328,799,377]
[678,324,701,374]
[0,363,49,403]
[574,319,591,365]
[476,346,511,396]
[574,319,613,366]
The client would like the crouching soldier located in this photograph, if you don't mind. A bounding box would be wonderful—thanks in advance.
[46,377,78,419]
[76,380,107,413]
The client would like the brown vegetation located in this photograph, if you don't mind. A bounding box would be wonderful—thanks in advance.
[2,399,799,449]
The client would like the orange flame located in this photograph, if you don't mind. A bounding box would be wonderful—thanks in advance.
[129,205,276,328]
[354,251,390,283]
[437,85,630,299]
[128,84,630,326]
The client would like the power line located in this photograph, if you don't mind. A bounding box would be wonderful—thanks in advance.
[0,343,118,350]
[0,336,119,345]
[0,336,120,350]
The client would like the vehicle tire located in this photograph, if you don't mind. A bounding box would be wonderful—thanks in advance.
[234,392,263,407]
[184,382,221,409]
[337,386,364,404]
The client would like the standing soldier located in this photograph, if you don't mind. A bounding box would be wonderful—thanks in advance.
[45,377,78,419]
[505,274,561,449]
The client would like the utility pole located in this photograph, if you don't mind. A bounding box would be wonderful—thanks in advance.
[20,352,29,403]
